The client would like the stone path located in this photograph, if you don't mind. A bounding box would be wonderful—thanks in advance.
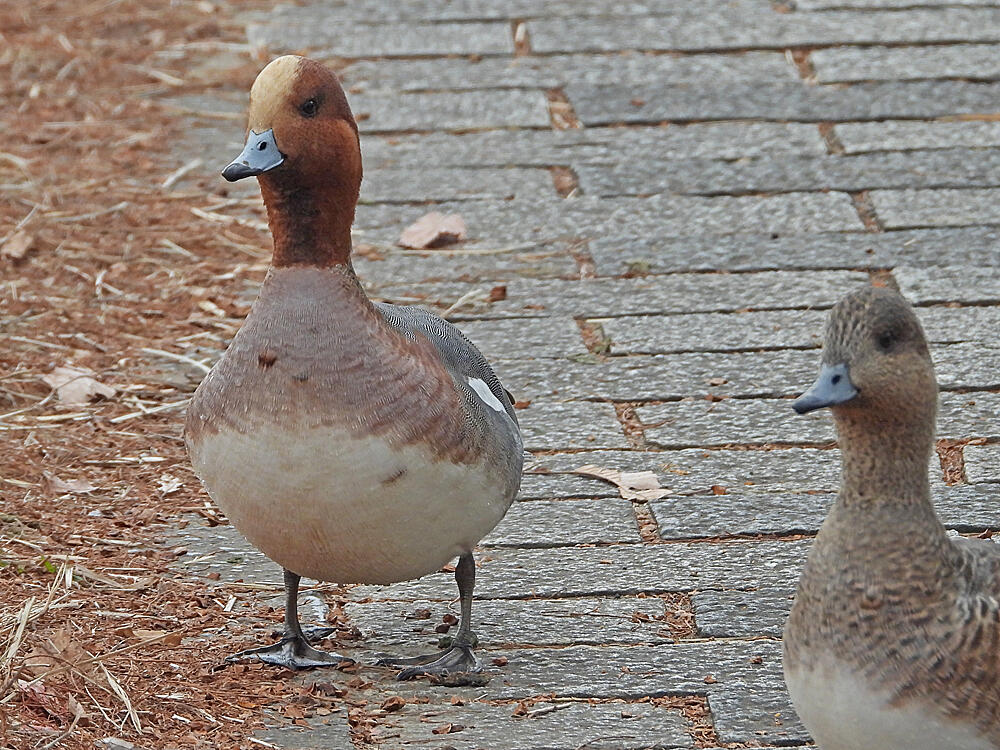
[169,1,1000,747]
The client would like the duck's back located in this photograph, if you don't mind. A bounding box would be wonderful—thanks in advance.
[185,265,522,584]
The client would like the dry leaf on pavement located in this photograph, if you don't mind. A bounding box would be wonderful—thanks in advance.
[397,212,466,249]
[573,464,670,501]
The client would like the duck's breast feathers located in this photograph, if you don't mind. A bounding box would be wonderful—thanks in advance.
[186,268,522,489]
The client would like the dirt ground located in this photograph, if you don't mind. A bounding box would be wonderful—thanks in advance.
[0,2,360,747]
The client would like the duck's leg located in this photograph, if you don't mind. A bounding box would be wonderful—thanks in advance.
[226,569,350,670]
[378,552,484,680]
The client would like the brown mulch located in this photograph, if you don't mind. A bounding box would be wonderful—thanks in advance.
[0,1,365,748]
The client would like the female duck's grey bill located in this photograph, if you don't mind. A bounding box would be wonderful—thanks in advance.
[221,129,284,182]
[793,363,858,414]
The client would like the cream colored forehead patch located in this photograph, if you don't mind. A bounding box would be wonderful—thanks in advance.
[248,55,304,127]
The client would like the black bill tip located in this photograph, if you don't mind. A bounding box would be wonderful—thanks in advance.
[221,162,261,182]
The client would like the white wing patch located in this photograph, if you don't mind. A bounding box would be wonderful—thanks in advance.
[467,377,507,414]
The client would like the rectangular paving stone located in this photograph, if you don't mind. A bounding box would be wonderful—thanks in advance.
[245,0,773,23]
[653,484,1000,539]
[256,718,353,750]
[836,120,1000,154]
[530,445,957,496]
[455,317,586,361]
[381,699,695,749]
[497,349,818,403]
[340,50,796,93]
[354,242,579,288]
[519,471,621,500]
[795,0,1000,9]
[349,539,810,602]
[708,689,807,746]
[600,308,1000,368]
[346,596,672,649]
[531,7,1000,52]
[965,444,1000,483]
[639,392,1000,448]
[379,270,869,320]
[871,187,1000,228]
[693,589,795,639]
[597,309,827,355]
[637,397,833,448]
[517,400,630,451]
[349,90,551,132]
[939,391,1000,439]
[354,192,862,250]
[896,265,1000,306]
[587,226,1000,276]
[529,448,840,496]
[811,43,1000,83]
[567,80,1000,125]
[484,497,641,547]
[359,166,555,203]
[576,147,1000,197]
[249,13,513,56]
[361,122,826,171]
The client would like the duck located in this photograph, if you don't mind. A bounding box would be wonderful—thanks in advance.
[184,55,523,678]
[783,285,1000,749]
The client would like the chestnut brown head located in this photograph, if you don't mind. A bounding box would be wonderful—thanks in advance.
[222,55,361,196]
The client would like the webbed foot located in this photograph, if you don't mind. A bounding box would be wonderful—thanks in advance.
[378,641,481,680]
[227,634,350,670]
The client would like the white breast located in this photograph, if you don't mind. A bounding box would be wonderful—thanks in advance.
[785,661,995,750]
[189,426,512,584]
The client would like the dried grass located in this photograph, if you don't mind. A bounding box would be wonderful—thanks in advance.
[0,1,355,747]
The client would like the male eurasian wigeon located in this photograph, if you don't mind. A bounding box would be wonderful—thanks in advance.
[784,286,1000,749]
[185,56,523,678]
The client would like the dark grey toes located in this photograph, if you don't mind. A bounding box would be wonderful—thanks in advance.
[227,636,351,670]
[393,644,482,681]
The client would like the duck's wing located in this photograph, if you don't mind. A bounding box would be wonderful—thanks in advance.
[375,302,519,426]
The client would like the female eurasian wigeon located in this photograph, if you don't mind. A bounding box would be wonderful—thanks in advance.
[784,286,1000,749]
[185,56,523,678]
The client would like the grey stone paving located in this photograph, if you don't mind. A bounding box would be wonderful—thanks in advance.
[568,79,1000,126]
[576,147,1000,197]
[340,51,798,92]
[835,120,1000,154]
[870,187,1000,229]
[811,43,1000,83]
[361,122,827,169]
[172,0,1000,746]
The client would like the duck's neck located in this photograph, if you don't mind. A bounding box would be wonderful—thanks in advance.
[834,407,935,509]
[259,178,355,268]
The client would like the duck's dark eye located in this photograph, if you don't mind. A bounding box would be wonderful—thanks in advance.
[299,98,319,117]
[877,331,895,351]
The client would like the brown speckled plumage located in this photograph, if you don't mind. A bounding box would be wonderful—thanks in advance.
[784,286,1000,746]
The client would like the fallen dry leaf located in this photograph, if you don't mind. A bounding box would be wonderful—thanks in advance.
[42,472,98,496]
[431,723,464,735]
[574,464,670,501]
[2,229,35,260]
[397,212,466,249]
[42,365,115,406]
[380,696,406,713]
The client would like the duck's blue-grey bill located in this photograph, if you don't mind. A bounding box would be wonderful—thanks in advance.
[793,363,858,414]
[222,128,284,182]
